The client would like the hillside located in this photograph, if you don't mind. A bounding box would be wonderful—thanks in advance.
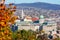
[14,2,60,18]
[15,2,60,10]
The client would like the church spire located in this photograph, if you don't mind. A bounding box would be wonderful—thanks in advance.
[21,9,24,19]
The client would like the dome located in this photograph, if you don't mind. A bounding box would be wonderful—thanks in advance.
[40,15,44,19]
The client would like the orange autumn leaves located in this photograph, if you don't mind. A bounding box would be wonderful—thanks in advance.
[0,27,12,40]
[0,0,17,40]
[0,2,17,27]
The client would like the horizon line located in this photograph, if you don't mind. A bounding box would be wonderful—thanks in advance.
[5,2,60,5]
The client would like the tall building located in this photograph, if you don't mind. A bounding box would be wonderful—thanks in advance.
[21,9,25,19]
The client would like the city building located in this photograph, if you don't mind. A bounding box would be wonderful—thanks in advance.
[32,17,39,23]
[24,16,32,22]
[43,19,57,34]
[39,15,45,24]
[18,22,40,31]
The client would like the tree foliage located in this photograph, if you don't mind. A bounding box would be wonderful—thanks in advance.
[0,0,17,40]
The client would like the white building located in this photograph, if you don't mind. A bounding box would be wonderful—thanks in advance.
[18,25,40,31]
[24,16,32,22]
[43,20,57,34]
[17,22,40,31]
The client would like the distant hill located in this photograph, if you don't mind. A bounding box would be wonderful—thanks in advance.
[15,2,60,10]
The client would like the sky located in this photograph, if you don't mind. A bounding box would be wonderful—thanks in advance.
[5,0,60,5]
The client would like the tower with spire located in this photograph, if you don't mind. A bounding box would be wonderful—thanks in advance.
[21,9,25,19]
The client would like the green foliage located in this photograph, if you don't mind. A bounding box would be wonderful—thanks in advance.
[11,30,57,40]
[53,38,60,40]
[12,30,37,40]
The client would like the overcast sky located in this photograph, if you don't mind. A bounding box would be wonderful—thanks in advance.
[5,0,60,5]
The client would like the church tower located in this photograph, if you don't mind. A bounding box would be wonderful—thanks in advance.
[21,9,25,19]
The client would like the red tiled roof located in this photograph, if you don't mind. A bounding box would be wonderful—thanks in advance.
[32,17,39,21]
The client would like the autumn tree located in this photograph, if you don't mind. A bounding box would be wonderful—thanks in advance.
[0,0,17,40]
